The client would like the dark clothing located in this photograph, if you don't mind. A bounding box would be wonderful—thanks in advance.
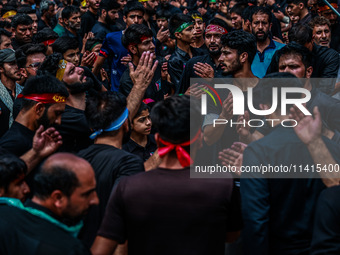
[0,198,90,255]
[37,19,51,31]
[0,121,34,156]
[168,46,205,93]
[330,23,340,53]
[155,39,175,58]
[56,105,93,153]
[123,135,157,162]
[157,4,182,14]
[91,21,113,40]
[311,185,340,255]
[298,12,312,26]
[179,54,222,94]
[80,10,98,37]
[98,167,242,255]
[240,126,340,255]
[11,38,26,50]
[119,60,171,103]
[0,87,13,138]
[77,144,144,247]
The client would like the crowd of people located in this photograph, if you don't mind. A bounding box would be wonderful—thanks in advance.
[0,0,340,254]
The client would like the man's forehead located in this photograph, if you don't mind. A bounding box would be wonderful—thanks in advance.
[127,10,143,16]
[252,13,269,21]
[70,12,80,18]
[279,54,303,64]
[205,31,222,36]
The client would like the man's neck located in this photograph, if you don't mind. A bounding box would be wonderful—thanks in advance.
[1,75,16,97]
[233,65,258,90]
[94,134,123,149]
[191,36,204,48]
[177,40,192,57]
[158,154,186,169]
[66,27,77,36]
[300,8,309,20]
[132,55,140,67]
[304,79,312,91]
[15,110,37,131]
[144,13,150,22]
[89,7,98,15]
[257,37,271,53]
[131,132,148,147]
[41,16,50,26]
[66,92,86,110]
[98,16,106,24]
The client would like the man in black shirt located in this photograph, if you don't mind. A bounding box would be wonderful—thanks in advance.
[80,0,101,37]
[38,0,55,31]
[0,153,98,255]
[286,0,312,25]
[91,95,242,255]
[11,14,34,50]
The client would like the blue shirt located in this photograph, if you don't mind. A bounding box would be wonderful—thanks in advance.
[100,31,128,91]
[251,38,284,78]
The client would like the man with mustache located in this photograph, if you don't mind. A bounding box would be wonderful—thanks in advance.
[11,14,34,50]
[250,6,284,78]
[309,16,331,48]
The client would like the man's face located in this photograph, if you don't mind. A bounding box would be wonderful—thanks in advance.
[257,0,267,6]
[88,0,101,10]
[0,61,21,80]
[66,12,81,30]
[1,174,30,202]
[145,0,159,14]
[25,53,45,78]
[62,163,99,222]
[132,110,152,135]
[28,14,38,35]
[308,0,318,14]
[38,102,66,128]
[62,62,87,84]
[117,0,127,10]
[219,2,228,14]
[209,2,218,10]
[124,10,144,27]
[136,37,156,57]
[15,24,33,43]
[106,9,119,25]
[63,48,80,66]
[156,18,168,29]
[321,10,338,25]
[193,18,205,38]
[287,3,301,17]
[312,24,331,47]
[205,32,222,55]
[218,46,242,75]
[176,24,195,44]
[278,54,307,78]
[231,13,242,30]
[46,4,56,19]
[251,13,271,42]
[0,35,12,50]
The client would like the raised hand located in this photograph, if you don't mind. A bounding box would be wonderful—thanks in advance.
[81,52,96,67]
[32,125,63,158]
[193,62,214,78]
[220,93,233,120]
[121,54,132,66]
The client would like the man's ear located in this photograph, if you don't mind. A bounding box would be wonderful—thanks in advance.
[34,102,45,118]
[0,66,4,74]
[50,190,68,209]
[306,66,313,78]
[128,45,137,55]
[0,187,4,197]
[20,67,28,78]
[174,31,181,40]
[239,52,248,64]
[298,2,304,9]
[154,133,161,147]
[123,15,127,24]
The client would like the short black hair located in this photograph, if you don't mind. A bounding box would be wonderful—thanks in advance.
[0,21,12,30]
[276,42,312,69]
[151,95,201,144]
[208,17,229,30]
[123,1,145,16]
[18,6,37,15]
[11,14,33,29]
[62,5,80,20]
[85,37,102,52]
[0,154,27,193]
[286,0,307,7]
[121,24,153,49]
[0,5,16,17]
[221,30,257,63]
[169,13,193,39]
[52,37,79,54]
[156,9,171,20]
[33,28,59,44]
[21,74,69,111]
[100,0,120,14]
[16,43,47,68]
[0,28,12,44]
[134,102,149,119]
[288,24,313,45]
[230,3,247,16]
[40,0,55,15]
[38,52,63,77]
[33,164,80,199]
[249,6,272,23]
[85,91,127,137]
[241,5,256,22]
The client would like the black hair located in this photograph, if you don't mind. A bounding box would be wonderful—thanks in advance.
[0,5,16,17]
[276,42,312,69]
[33,28,59,44]
[230,3,247,16]
[249,6,272,23]
[0,28,12,44]
[21,74,69,111]
[0,154,27,193]
[156,9,171,20]
[85,91,127,136]
[288,24,313,45]
[134,102,149,119]
[62,5,80,20]
[33,165,80,199]
[40,0,55,15]
[38,52,63,77]
[208,17,229,30]
[121,24,153,49]
[241,5,255,22]
[169,13,193,39]
[286,0,308,7]
[85,37,102,52]
[18,6,37,15]
[52,37,79,54]
[100,0,120,14]
[151,95,201,144]
[259,72,304,112]
[11,14,33,29]
[0,21,11,30]
[15,43,47,68]
[123,1,145,16]
[221,30,257,63]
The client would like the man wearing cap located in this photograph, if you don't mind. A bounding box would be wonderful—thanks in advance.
[0,74,69,156]
[179,18,227,94]
[0,48,23,138]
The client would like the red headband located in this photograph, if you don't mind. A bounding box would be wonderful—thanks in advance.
[42,39,56,46]
[205,24,228,35]
[127,36,152,50]
[158,129,201,167]
[319,3,338,12]
[17,93,66,104]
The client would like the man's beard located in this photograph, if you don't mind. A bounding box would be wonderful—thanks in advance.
[37,107,51,129]
[68,21,80,30]
[221,58,242,76]
[65,77,94,95]
[105,15,116,25]
[208,44,221,56]
[145,4,156,16]
[254,29,269,42]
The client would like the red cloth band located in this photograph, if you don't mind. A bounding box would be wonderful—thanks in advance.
[17,93,66,104]
[42,39,56,46]
[205,24,227,35]
[158,129,201,167]
[319,3,338,12]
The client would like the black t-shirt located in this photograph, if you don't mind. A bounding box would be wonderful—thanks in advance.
[0,121,34,156]
[122,135,157,162]
[77,144,144,247]
[80,10,98,37]
[98,167,242,255]
[0,98,11,139]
